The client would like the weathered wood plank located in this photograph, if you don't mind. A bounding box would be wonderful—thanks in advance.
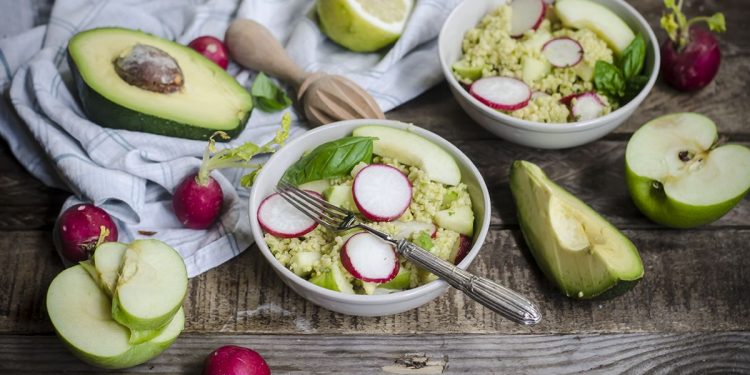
[2,228,748,335]
[2,140,748,231]
[0,332,748,374]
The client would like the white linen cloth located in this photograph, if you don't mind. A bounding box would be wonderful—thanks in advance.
[0,0,461,277]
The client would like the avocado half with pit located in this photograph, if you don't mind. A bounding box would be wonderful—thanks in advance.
[510,161,644,299]
[67,28,253,140]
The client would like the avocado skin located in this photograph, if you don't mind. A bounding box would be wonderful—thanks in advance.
[67,52,250,141]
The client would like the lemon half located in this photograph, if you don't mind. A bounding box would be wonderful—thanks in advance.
[317,0,414,52]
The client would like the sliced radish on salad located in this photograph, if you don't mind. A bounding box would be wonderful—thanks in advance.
[510,0,546,37]
[257,191,321,238]
[393,221,437,240]
[470,77,532,111]
[352,164,412,222]
[531,91,551,99]
[570,92,606,121]
[542,37,583,67]
[450,234,472,265]
[340,232,399,283]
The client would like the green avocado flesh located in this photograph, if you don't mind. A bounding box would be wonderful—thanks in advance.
[67,28,253,140]
[510,161,643,299]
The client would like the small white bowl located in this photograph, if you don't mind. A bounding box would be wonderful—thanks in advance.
[439,0,660,149]
[249,119,491,316]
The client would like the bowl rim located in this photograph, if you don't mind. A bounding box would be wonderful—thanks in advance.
[438,0,661,134]
[248,119,492,305]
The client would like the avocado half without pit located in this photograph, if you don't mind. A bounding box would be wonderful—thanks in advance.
[67,28,253,140]
[510,161,644,299]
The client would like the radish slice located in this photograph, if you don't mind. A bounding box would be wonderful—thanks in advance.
[257,191,321,238]
[352,165,412,222]
[511,0,546,37]
[340,232,399,283]
[451,235,472,265]
[393,221,437,240]
[542,37,583,67]
[570,92,606,121]
[470,77,532,111]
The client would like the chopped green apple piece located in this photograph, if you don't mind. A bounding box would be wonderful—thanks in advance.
[361,281,379,295]
[298,180,331,194]
[626,113,750,228]
[380,266,411,290]
[555,0,635,55]
[510,160,644,299]
[92,242,128,296]
[353,126,461,186]
[434,206,474,237]
[309,261,356,294]
[46,265,184,369]
[111,240,188,331]
[324,184,359,212]
[522,56,551,83]
[452,60,483,82]
[290,251,321,277]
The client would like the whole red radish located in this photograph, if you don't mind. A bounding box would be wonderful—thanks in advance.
[173,173,223,229]
[202,345,270,375]
[188,36,229,70]
[659,1,726,91]
[173,116,292,229]
[54,204,118,262]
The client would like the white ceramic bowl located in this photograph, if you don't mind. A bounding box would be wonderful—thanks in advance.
[439,0,660,149]
[249,119,491,316]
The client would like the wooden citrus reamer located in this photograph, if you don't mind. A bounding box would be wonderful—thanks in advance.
[226,19,385,126]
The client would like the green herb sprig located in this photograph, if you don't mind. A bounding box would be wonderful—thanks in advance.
[661,0,725,51]
[594,34,648,103]
[281,136,376,186]
[252,72,292,112]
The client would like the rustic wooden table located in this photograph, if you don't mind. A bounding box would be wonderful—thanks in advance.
[1,0,749,373]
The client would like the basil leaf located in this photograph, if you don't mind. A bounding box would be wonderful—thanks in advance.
[594,61,626,99]
[624,74,649,102]
[282,136,375,185]
[252,72,292,112]
[619,34,646,81]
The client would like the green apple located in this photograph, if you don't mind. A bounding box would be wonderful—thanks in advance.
[510,161,644,299]
[353,126,461,186]
[309,261,356,294]
[555,0,635,55]
[92,242,128,295]
[434,206,474,237]
[324,184,359,212]
[111,240,188,331]
[46,265,184,369]
[380,266,411,290]
[626,113,750,228]
[298,179,331,194]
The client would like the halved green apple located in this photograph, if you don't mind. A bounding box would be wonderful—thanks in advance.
[92,242,128,295]
[626,113,750,228]
[46,265,184,369]
[111,240,188,331]
[510,161,643,299]
[353,126,461,186]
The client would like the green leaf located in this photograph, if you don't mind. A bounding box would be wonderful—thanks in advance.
[594,61,626,99]
[251,72,292,112]
[281,136,376,186]
[618,34,646,81]
[707,13,726,32]
[414,232,434,251]
[241,168,261,187]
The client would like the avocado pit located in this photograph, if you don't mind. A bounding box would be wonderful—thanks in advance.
[114,44,184,93]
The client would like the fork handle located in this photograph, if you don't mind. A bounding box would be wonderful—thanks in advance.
[397,241,541,325]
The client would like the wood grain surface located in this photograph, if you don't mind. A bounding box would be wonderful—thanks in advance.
[0,0,749,373]
[1,333,749,374]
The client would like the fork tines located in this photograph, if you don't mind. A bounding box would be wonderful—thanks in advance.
[275,181,351,231]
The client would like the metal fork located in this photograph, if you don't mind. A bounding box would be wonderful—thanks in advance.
[275,181,541,325]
